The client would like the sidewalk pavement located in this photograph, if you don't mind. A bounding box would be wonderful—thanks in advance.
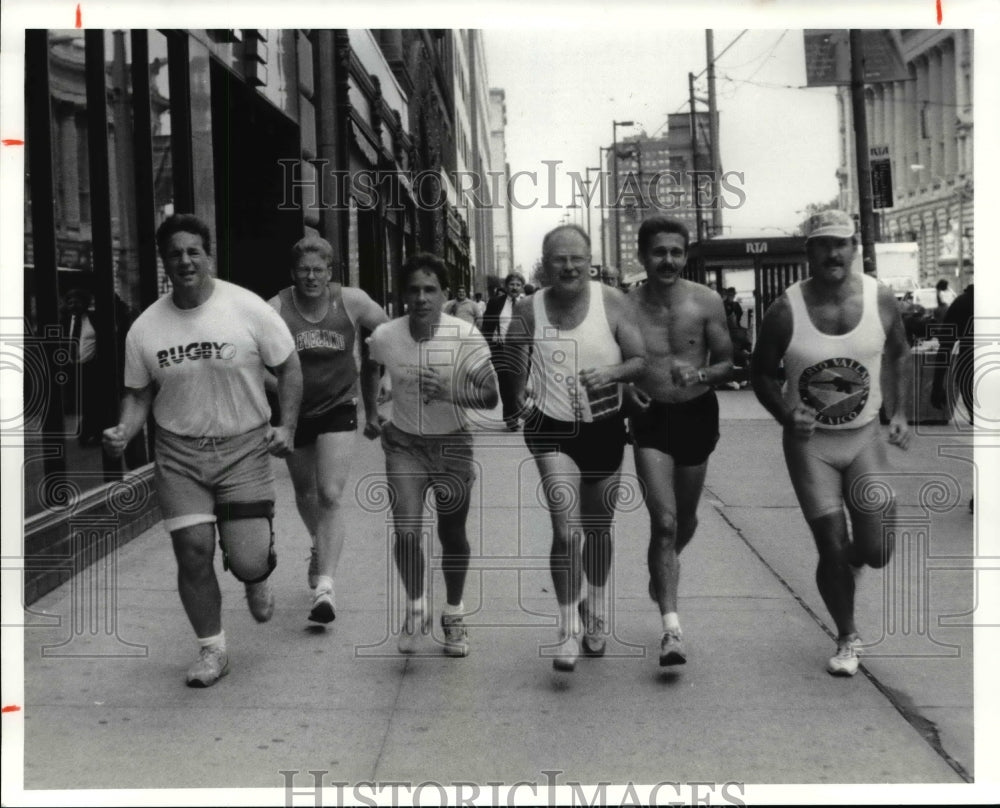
[9,391,987,800]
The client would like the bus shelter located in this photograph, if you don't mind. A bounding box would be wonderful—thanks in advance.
[684,235,809,336]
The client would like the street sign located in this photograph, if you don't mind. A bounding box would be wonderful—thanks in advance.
[804,30,911,86]
[869,144,894,209]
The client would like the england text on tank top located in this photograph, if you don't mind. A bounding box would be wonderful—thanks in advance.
[782,273,886,430]
[530,281,623,422]
[278,286,358,417]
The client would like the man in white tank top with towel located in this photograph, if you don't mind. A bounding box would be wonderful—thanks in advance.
[751,209,912,677]
[508,224,645,672]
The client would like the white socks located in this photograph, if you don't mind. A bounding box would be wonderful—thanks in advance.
[559,601,582,637]
[662,612,681,634]
[588,583,607,620]
[442,600,465,617]
[198,631,226,651]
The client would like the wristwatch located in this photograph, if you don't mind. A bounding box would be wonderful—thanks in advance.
[697,369,708,384]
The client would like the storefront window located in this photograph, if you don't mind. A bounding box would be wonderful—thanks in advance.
[23,30,101,519]
[23,29,167,519]
[149,30,174,296]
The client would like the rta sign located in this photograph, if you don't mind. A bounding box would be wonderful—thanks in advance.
[745,241,768,254]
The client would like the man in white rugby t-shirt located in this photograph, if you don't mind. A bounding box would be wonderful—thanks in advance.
[103,214,302,688]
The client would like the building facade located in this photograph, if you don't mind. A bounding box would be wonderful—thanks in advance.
[488,88,514,279]
[835,29,973,288]
[21,28,506,603]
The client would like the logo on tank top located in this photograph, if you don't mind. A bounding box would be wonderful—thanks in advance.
[156,342,236,367]
[296,329,346,352]
[798,357,870,426]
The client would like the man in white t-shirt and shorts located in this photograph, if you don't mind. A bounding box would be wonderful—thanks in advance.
[751,209,912,676]
[368,253,498,657]
[103,214,302,687]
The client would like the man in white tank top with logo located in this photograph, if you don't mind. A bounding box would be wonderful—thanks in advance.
[751,209,912,677]
[508,225,645,671]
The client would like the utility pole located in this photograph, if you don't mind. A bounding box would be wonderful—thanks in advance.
[706,30,723,237]
[688,72,704,242]
[599,146,610,270]
[585,165,600,242]
[849,29,877,276]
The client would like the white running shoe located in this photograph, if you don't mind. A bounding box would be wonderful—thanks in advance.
[552,633,580,672]
[308,589,335,624]
[441,614,469,657]
[827,635,862,677]
[186,646,229,688]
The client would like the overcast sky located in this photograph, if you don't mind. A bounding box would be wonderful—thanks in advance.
[483,28,841,271]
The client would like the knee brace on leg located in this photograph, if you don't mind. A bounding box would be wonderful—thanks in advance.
[215,501,276,583]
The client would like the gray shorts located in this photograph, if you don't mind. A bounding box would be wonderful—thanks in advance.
[154,425,275,532]
[380,421,476,484]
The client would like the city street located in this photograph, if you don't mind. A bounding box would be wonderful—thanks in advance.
[14,391,978,797]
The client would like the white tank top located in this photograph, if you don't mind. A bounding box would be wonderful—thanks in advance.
[783,273,886,430]
[530,282,622,422]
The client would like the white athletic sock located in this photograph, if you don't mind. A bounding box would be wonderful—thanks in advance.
[315,575,335,596]
[662,612,681,633]
[442,600,465,617]
[197,631,226,651]
[559,601,581,637]
[407,595,427,616]
[587,583,607,619]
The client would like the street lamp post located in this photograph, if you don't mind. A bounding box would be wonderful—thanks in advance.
[585,165,600,243]
[612,120,635,274]
[599,147,610,270]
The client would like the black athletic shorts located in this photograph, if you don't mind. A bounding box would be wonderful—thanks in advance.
[294,401,358,448]
[523,408,626,480]
[630,389,719,467]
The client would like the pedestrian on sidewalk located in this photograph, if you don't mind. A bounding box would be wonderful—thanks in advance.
[267,236,388,625]
[480,271,527,430]
[367,253,498,657]
[625,216,734,668]
[750,208,912,677]
[103,214,302,687]
[442,283,480,326]
[508,224,645,672]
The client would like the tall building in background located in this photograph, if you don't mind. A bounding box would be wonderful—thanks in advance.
[666,111,716,239]
[835,29,973,287]
[488,88,513,279]
[602,111,715,283]
[448,30,500,295]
